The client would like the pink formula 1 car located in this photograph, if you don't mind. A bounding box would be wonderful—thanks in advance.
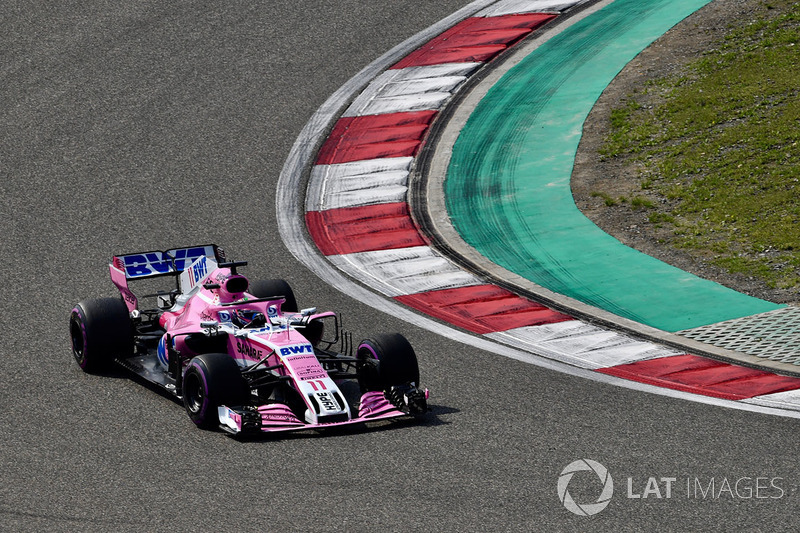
[69,245,428,436]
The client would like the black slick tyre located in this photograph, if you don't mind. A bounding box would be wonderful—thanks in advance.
[248,279,298,312]
[356,333,420,392]
[182,353,247,429]
[69,298,134,373]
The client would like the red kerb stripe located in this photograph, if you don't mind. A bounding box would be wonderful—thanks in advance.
[395,284,572,334]
[392,13,557,69]
[598,354,800,400]
[306,203,425,256]
[316,111,437,165]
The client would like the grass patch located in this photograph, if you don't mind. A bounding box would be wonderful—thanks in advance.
[591,191,619,206]
[631,196,654,209]
[600,0,800,291]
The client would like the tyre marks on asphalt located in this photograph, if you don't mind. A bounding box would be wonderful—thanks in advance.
[299,0,800,414]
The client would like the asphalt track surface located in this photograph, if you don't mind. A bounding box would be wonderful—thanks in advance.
[2,1,799,531]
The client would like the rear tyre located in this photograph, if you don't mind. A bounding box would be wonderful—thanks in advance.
[69,298,133,373]
[182,353,247,429]
[248,279,297,312]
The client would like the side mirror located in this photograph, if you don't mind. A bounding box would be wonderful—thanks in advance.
[288,307,318,327]
[307,314,339,348]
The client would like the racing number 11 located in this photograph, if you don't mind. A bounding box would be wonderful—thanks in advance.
[308,380,327,391]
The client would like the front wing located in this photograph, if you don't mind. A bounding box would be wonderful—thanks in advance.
[218,391,418,435]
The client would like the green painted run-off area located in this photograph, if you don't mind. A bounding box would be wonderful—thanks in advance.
[445,0,783,332]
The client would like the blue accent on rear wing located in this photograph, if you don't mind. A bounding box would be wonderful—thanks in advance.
[111,244,221,280]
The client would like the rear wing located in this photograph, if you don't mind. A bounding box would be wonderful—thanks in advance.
[111,245,221,280]
[110,245,223,312]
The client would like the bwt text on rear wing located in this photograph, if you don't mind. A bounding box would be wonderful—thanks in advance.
[111,245,221,279]
[109,244,222,312]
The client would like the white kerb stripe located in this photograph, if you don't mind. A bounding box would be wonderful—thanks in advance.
[327,246,484,297]
[486,321,683,370]
[313,184,408,211]
[741,389,800,412]
[343,63,481,117]
[306,157,413,212]
[476,0,589,17]
[346,92,452,117]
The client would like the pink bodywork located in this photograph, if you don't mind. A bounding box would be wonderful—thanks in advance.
[111,255,411,434]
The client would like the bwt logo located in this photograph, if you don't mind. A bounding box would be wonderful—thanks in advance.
[122,247,208,278]
[190,256,208,284]
[557,459,614,516]
[279,344,313,356]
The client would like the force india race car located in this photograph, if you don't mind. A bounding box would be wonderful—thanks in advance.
[69,245,428,436]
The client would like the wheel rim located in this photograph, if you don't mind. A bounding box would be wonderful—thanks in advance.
[356,344,381,391]
[70,318,86,365]
[184,373,205,415]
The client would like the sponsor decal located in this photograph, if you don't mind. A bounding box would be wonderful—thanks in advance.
[286,353,316,361]
[170,246,212,271]
[236,340,264,360]
[123,290,136,307]
[285,354,327,380]
[299,371,328,381]
[267,305,278,317]
[262,413,300,423]
[279,344,313,357]
[219,407,242,432]
[315,391,339,412]
[188,256,208,287]
[122,252,172,278]
[120,246,213,278]
[157,335,168,367]
[217,311,232,324]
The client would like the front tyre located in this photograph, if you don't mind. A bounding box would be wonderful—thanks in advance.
[69,298,133,373]
[182,353,247,430]
[356,333,426,415]
[357,333,420,391]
